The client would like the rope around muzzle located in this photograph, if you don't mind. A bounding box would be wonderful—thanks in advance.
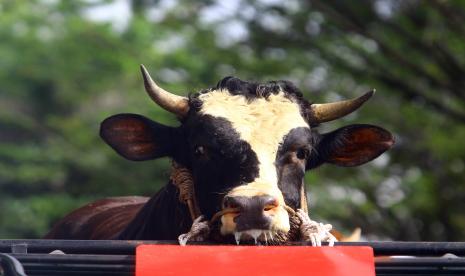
[170,161,297,223]
[170,161,337,246]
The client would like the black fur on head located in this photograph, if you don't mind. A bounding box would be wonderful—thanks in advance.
[181,115,260,219]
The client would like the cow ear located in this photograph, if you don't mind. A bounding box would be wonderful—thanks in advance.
[100,114,177,161]
[311,124,394,167]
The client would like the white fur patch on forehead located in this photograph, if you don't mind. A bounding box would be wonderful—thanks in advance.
[198,89,309,185]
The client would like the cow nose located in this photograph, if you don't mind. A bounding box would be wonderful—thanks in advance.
[223,195,279,232]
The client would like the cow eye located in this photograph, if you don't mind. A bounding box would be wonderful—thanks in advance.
[296,148,310,160]
[194,145,206,157]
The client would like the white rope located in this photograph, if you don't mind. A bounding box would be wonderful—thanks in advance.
[296,209,338,246]
[178,216,210,246]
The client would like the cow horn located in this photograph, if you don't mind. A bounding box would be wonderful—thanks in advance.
[140,64,189,117]
[309,89,375,123]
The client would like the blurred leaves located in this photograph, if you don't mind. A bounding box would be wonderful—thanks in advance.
[0,0,464,240]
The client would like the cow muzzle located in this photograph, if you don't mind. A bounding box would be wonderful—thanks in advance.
[219,186,291,244]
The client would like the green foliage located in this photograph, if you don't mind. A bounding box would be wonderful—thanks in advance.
[0,0,464,240]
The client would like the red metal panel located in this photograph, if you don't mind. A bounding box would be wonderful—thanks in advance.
[136,245,375,276]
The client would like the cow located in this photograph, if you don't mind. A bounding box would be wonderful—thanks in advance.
[45,65,394,245]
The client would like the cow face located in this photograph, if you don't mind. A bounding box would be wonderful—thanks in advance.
[100,65,394,243]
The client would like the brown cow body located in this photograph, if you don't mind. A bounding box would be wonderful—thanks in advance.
[45,197,147,239]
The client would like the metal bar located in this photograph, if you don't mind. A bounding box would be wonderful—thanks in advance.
[336,242,465,256]
[24,271,131,276]
[2,240,465,256]
[376,268,465,275]
[3,240,465,276]
[0,240,176,255]
[17,255,463,267]
[376,257,465,266]
[10,253,135,264]
[20,263,134,271]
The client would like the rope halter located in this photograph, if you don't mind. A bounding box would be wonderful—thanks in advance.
[170,160,337,246]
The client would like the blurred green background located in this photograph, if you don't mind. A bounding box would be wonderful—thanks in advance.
[0,0,464,241]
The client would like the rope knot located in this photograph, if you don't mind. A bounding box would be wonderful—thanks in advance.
[170,161,200,220]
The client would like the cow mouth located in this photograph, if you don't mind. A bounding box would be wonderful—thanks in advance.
[210,206,301,245]
[236,213,302,245]
[232,229,284,245]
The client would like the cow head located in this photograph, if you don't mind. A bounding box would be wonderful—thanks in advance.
[100,65,394,243]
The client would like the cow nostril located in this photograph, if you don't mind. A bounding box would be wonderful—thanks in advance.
[263,197,279,212]
[263,205,275,211]
[263,202,279,212]
[223,197,241,210]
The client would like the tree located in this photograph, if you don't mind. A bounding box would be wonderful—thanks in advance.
[0,0,463,241]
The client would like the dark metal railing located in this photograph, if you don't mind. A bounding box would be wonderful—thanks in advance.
[1,240,465,276]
